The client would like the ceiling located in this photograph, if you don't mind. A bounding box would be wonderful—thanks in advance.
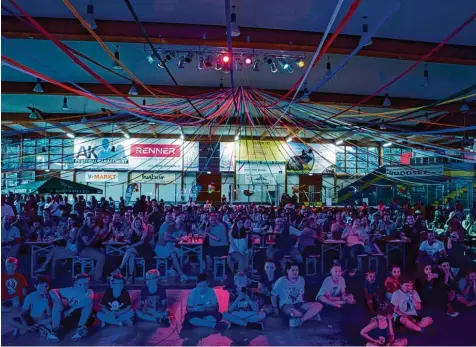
[1,0,476,149]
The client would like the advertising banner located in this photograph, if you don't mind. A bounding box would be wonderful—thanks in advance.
[235,140,287,162]
[284,143,336,173]
[124,184,135,206]
[84,172,119,182]
[386,165,443,177]
[74,138,129,169]
[130,172,176,184]
[220,142,235,171]
[237,163,285,185]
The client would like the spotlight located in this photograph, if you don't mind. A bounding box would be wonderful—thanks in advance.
[85,1,97,30]
[286,64,295,74]
[28,109,38,119]
[62,97,69,111]
[207,171,212,174]
[267,58,278,73]
[383,142,392,147]
[204,55,213,68]
[460,101,470,112]
[146,54,156,64]
[325,57,331,78]
[252,59,260,72]
[278,58,290,70]
[296,58,305,68]
[112,46,122,70]
[33,78,44,93]
[215,57,223,71]
[380,120,387,130]
[383,92,392,107]
[165,52,175,61]
[244,56,252,65]
[122,131,130,139]
[128,83,138,96]
[286,136,293,143]
[229,5,241,37]
[234,134,240,141]
[198,56,205,70]
[359,16,373,47]
[66,133,75,139]
[177,56,186,69]
[423,64,429,87]
[158,59,166,68]
[222,55,230,63]
[336,139,344,145]
[184,52,194,64]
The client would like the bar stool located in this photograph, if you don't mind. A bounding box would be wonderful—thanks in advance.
[305,255,320,276]
[127,257,146,280]
[155,257,169,279]
[72,257,95,278]
[213,256,227,281]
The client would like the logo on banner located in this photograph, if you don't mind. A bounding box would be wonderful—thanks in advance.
[131,144,181,158]
[74,139,128,166]
[85,172,119,182]
[131,173,175,184]
[386,165,443,177]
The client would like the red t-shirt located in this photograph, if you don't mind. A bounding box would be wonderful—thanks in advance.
[1,273,28,301]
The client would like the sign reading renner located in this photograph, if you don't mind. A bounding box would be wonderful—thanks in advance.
[386,165,443,177]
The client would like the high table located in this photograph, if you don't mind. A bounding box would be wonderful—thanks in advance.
[317,238,346,274]
[103,240,128,256]
[250,232,276,276]
[178,236,204,277]
[26,238,62,276]
[383,238,411,271]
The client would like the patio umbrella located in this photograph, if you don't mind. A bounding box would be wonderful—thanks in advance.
[10,177,103,195]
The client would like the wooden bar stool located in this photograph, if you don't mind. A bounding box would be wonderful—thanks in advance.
[213,256,227,281]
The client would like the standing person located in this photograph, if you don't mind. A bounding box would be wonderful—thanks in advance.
[340,219,366,274]
[2,215,21,258]
[316,264,355,308]
[47,273,94,342]
[184,273,229,329]
[136,269,170,325]
[271,261,322,327]
[97,274,134,327]
[1,195,15,218]
[228,218,249,275]
[2,257,28,312]
[76,212,105,283]
[204,213,229,272]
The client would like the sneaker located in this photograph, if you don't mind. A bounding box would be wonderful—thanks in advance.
[447,311,460,318]
[71,326,88,342]
[46,328,60,343]
[38,326,50,339]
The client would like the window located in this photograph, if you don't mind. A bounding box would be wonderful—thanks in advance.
[21,138,74,170]
[336,146,378,175]
[383,147,412,166]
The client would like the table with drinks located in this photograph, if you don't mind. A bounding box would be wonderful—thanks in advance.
[26,237,63,276]
[317,235,346,273]
[178,234,204,276]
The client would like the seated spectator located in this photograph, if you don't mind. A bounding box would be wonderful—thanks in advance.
[136,269,170,325]
[360,301,408,346]
[384,265,401,301]
[391,277,433,333]
[2,257,28,313]
[47,273,94,342]
[184,273,229,329]
[447,230,471,276]
[456,269,476,308]
[223,272,265,330]
[10,275,52,337]
[461,213,474,233]
[204,213,229,272]
[228,218,249,275]
[417,230,446,265]
[382,213,397,237]
[76,212,105,283]
[446,213,466,241]
[97,273,134,327]
[316,264,355,308]
[1,215,21,258]
[271,261,322,327]
[272,217,303,270]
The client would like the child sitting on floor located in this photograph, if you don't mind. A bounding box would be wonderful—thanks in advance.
[2,257,28,313]
[136,269,170,326]
[10,275,52,337]
[360,301,408,346]
[316,264,355,308]
[184,273,229,329]
[223,272,266,330]
[457,268,476,308]
[384,265,401,301]
[97,273,134,327]
[391,277,433,333]
[364,270,380,315]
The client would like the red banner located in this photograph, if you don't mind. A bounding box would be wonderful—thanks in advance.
[130,144,181,158]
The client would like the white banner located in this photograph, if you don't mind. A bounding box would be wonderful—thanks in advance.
[84,172,119,182]
[386,165,443,177]
[220,142,235,172]
[237,163,285,185]
[130,172,176,184]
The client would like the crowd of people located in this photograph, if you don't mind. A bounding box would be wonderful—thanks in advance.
[2,191,476,344]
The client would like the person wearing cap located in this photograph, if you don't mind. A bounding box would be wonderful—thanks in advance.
[136,269,170,326]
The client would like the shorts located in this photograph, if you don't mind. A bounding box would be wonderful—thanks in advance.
[183,310,222,325]
[394,314,422,327]
[204,246,228,258]
[155,245,183,259]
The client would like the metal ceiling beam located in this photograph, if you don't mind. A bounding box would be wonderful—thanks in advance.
[2,82,463,111]
[1,124,14,131]
[3,16,475,65]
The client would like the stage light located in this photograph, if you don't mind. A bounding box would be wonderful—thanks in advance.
[286,64,295,74]
[460,101,470,112]
[383,142,392,147]
[267,58,278,73]
[85,1,97,30]
[177,56,185,69]
[252,59,260,72]
[215,57,223,71]
[380,120,387,130]
[184,52,193,63]
[207,171,212,174]
[62,97,69,111]
[286,136,293,143]
[128,83,138,96]
[165,52,175,61]
[198,56,205,70]
[222,55,230,63]
[383,92,392,107]
[278,58,290,70]
[112,45,122,70]
[66,133,75,139]
[158,59,166,68]
[244,56,252,65]
[234,134,240,141]
[336,139,344,145]
[229,5,241,37]
[146,54,155,64]
[359,16,373,47]
[296,58,305,68]
[33,78,44,93]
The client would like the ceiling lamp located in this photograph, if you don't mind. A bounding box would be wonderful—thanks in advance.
[184,52,194,64]
[267,58,278,73]
[66,133,75,139]
[252,59,260,72]
[295,58,305,68]
[383,91,392,107]
[198,56,205,70]
[383,142,393,147]
[359,16,372,47]
[286,136,294,143]
[128,83,138,96]
[85,1,98,30]
[62,97,69,111]
[229,5,241,37]
[81,116,87,123]
[325,57,332,78]
[301,83,310,102]
[380,120,387,130]
[112,45,122,70]
[177,56,186,69]
[335,139,344,145]
[460,101,470,112]
[423,64,429,87]
[33,78,44,93]
[28,107,38,119]
[222,55,230,63]
[278,58,290,70]
[146,53,156,64]
[244,56,252,66]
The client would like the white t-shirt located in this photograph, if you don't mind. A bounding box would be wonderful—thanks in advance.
[391,289,421,317]
[419,240,444,257]
[271,276,305,308]
[316,276,346,298]
[1,204,14,218]
[187,287,218,308]
[58,287,94,307]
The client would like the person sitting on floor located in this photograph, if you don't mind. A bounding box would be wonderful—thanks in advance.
[364,270,380,315]
[223,272,265,330]
[316,264,356,308]
[136,269,170,326]
[97,273,134,327]
[184,273,229,329]
[2,257,28,313]
[390,276,433,333]
[46,273,94,342]
[456,268,476,308]
[258,259,282,315]
[271,261,323,327]
[9,275,52,337]
[360,301,408,346]
[384,265,401,301]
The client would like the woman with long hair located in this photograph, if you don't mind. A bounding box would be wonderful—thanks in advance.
[228,217,249,275]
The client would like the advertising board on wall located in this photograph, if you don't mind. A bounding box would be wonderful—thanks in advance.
[386,165,444,177]
[84,172,119,182]
[220,142,235,171]
[130,172,176,184]
[74,138,198,171]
